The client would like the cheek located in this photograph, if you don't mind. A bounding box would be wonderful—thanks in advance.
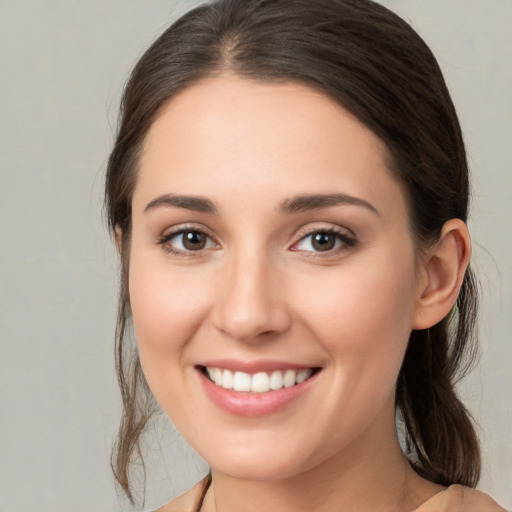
[297,258,417,387]
[127,252,214,427]
[290,262,418,450]
[127,248,210,372]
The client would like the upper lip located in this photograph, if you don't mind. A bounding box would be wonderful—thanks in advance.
[198,359,319,374]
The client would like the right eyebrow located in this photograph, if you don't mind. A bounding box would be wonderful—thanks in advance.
[144,194,218,214]
[278,193,379,216]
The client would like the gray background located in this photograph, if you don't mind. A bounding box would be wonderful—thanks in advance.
[1,1,510,511]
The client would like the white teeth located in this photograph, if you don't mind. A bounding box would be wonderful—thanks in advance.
[222,369,234,389]
[269,370,283,390]
[205,367,315,392]
[251,372,270,393]
[283,369,296,388]
[296,368,313,383]
[233,371,251,392]
[214,367,223,386]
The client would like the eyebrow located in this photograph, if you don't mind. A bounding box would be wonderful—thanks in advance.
[143,192,378,216]
[278,193,379,215]
[144,194,218,214]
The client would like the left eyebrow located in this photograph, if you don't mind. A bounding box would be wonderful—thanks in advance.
[278,193,379,216]
[144,194,218,214]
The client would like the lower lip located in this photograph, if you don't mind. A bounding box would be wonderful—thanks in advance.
[197,368,320,417]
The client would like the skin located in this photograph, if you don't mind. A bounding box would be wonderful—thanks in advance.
[127,75,470,512]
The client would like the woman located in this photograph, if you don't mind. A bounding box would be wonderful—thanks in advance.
[105,0,506,510]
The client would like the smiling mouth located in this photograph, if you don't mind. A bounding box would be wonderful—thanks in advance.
[199,366,321,393]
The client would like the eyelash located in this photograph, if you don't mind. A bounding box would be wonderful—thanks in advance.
[291,227,356,255]
[157,226,217,257]
[157,226,356,257]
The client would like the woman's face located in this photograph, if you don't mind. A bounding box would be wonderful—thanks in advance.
[129,75,425,480]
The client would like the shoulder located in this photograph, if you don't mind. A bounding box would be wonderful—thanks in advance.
[415,484,507,512]
[154,476,210,512]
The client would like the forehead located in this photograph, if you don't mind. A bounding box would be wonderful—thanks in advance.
[133,74,405,219]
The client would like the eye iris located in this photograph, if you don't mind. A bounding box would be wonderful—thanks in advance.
[312,232,335,251]
[183,231,206,250]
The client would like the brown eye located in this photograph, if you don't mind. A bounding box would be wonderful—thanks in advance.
[182,231,207,250]
[311,232,336,251]
[293,229,356,253]
[160,229,216,254]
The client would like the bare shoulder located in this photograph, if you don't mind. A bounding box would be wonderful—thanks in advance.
[155,477,210,512]
[416,484,507,512]
[458,486,508,512]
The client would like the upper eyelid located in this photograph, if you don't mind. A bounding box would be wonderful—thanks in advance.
[293,222,355,240]
[293,230,355,246]
[160,223,216,239]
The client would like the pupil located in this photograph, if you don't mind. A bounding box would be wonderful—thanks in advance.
[183,231,205,250]
[312,232,335,251]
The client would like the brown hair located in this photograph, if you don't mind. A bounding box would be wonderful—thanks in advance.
[105,0,480,503]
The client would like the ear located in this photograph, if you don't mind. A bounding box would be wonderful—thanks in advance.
[412,219,471,330]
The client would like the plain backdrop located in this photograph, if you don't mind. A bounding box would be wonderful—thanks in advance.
[0,1,510,511]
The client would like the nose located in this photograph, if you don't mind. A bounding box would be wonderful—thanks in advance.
[211,252,291,343]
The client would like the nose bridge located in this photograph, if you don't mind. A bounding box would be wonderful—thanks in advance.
[212,242,290,342]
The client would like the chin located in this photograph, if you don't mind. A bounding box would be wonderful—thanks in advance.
[201,435,325,482]
[212,458,307,482]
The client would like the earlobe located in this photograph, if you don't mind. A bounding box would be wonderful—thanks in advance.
[412,219,471,330]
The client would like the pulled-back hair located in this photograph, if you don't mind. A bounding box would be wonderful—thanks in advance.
[105,0,480,503]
